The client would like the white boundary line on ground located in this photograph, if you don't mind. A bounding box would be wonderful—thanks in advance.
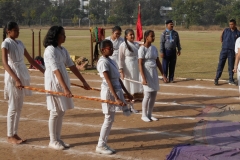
[0,115,191,139]
[0,100,196,120]
[0,138,142,160]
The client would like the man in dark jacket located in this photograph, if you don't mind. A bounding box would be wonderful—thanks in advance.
[160,20,181,83]
[214,19,240,85]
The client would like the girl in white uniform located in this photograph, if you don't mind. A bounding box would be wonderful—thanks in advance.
[1,21,45,144]
[233,37,240,93]
[119,29,142,113]
[43,26,91,150]
[105,26,124,67]
[96,39,132,155]
[138,30,167,122]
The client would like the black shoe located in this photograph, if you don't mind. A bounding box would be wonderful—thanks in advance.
[214,79,218,85]
[228,80,236,85]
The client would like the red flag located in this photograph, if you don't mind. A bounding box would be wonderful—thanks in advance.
[136,3,143,41]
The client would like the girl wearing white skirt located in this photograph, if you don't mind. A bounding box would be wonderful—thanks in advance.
[96,39,132,155]
[138,30,167,122]
[233,37,240,92]
[1,21,45,144]
[119,29,142,112]
[43,26,90,150]
[105,26,124,67]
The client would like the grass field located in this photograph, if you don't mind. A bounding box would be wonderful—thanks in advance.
[0,27,231,80]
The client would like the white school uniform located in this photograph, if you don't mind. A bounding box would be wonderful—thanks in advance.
[105,36,124,66]
[138,45,160,92]
[1,38,32,137]
[2,38,32,100]
[97,56,127,114]
[235,37,240,92]
[118,41,143,94]
[44,46,74,111]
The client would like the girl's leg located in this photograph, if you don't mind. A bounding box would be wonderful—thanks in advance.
[13,95,24,136]
[147,91,158,121]
[7,93,23,144]
[96,111,115,154]
[141,91,151,122]
[56,110,69,148]
[48,110,64,150]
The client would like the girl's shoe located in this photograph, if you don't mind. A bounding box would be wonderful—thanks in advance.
[58,139,70,148]
[141,116,151,122]
[48,141,64,150]
[96,145,113,155]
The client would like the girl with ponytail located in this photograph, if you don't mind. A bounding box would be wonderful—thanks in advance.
[1,21,45,144]
[118,29,142,113]
[138,30,167,122]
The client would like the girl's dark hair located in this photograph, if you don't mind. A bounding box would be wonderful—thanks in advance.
[144,30,154,44]
[3,21,18,40]
[99,39,112,50]
[124,29,134,52]
[112,26,122,32]
[94,40,112,61]
[43,26,64,48]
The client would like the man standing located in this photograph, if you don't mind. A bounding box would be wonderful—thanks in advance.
[214,19,240,85]
[160,20,181,83]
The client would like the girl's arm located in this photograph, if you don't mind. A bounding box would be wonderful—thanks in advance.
[24,49,45,74]
[156,57,167,82]
[53,69,72,98]
[118,44,125,79]
[2,48,22,89]
[119,79,133,101]
[103,71,125,106]
[69,65,91,90]
[233,49,240,73]
[138,58,147,85]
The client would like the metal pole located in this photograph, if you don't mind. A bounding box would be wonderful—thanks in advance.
[90,29,93,67]
[38,29,41,57]
[32,29,35,59]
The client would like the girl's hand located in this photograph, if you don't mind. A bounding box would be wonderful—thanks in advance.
[15,79,23,90]
[127,94,133,101]
[162,75,168,83]
[64,88,72,98]
[233,68,237,73]
[116,98,126,106]
[120,72,125,80]
[142,79,147,85]
[83,81,91,90]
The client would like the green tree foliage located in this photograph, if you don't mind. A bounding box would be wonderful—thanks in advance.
[0,0,239,27]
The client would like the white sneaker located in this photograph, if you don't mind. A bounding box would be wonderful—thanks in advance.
[106,145,116,153]
[150,117,158,121]
[141,117,151,122]
[58,139,70,148]
[96,145,113,155]
[49,141,64,150]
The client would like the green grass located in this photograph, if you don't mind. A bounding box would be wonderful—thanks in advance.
[0,28,230,80]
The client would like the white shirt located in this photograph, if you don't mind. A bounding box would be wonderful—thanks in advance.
[97,56,121,90]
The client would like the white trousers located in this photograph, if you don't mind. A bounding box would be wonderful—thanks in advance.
[49,108,65,142]
[142,91,157,118]
[7,93,24,137]
[97,111,115,147]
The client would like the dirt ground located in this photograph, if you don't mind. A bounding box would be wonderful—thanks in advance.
[0,69,239,160]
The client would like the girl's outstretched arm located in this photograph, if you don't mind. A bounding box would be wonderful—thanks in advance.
[2,48,23,89]
[69,65,91,90]
[24,49,45,74]
[233,49,240,73]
